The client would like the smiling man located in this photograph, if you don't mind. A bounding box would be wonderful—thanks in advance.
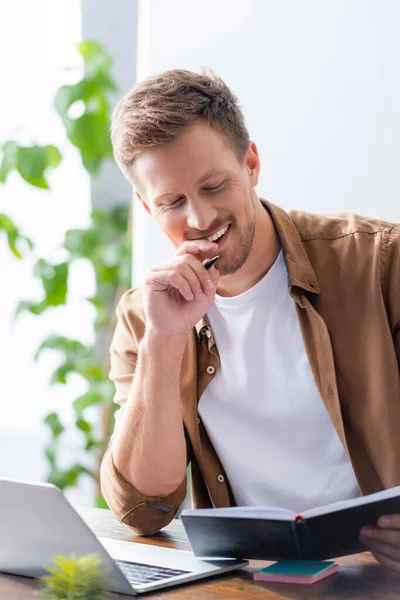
[101,69,400,571]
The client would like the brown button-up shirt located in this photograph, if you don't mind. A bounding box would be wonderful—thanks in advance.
[100,201,400,535]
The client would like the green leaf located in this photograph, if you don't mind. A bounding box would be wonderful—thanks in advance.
[35,336,90,360]
[47,464,96,490]
[65,113,112,173]
[0,141,18,183]
[64,227,100,259]
[73,391,104,414]
[79,363,107,381]
[15,299,48,317]
[44,412,65,438]
[55,80,97,116]
[50,362,75,385]
[46,145,63,167]
[0,213,33,258]
[17,261,69,318]
[33,335,109,387]
[78,39,115,77]
[34,259,69,306]
[44,440,58,469]
[85,437,104,452]
[73,381,114,415]
[0,142,62,188]
[76,417,92,434]
[34,336,102,386]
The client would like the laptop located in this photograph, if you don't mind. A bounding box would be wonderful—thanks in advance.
[0,478,247,595]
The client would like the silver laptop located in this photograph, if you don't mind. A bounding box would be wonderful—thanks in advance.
[0,478,247,595]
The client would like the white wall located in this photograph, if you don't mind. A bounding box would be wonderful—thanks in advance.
[133,0,400,285]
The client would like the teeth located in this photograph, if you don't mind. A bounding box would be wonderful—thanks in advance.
[207,225,229,242]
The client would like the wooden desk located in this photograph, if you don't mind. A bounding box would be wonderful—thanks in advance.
[1,507,400,599]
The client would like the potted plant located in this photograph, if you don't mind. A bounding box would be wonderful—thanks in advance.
[39,553,114,600]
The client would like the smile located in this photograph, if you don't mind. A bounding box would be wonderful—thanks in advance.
[206,224,230,242]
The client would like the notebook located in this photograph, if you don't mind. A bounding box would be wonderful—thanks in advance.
[181,486,400,561]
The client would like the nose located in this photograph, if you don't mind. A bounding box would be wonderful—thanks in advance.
[186,197,218,233]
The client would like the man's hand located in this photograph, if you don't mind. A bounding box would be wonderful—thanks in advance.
[360,515,400,571]
[143,239,220,338]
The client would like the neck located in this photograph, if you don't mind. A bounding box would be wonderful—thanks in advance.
[216,199,281,297]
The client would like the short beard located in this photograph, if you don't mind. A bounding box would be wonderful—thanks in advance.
[217,212,257,277]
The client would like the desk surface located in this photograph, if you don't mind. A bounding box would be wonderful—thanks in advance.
[1,507,400,599]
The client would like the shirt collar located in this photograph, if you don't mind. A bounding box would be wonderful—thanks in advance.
[262,200,320,295]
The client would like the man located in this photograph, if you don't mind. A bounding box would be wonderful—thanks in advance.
[101,69,400,571]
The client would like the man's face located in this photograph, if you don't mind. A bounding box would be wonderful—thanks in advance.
[134,121,260,276]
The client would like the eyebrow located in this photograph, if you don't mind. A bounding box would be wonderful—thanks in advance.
[197,169,225,185]
[154,170,225,205]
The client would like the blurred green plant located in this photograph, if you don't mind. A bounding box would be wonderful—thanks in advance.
[55,39,116,173]
[26,203,131,496]
[0,212,33,258]
[0,142,62,188]
[0,142,62,257]
[39,553,113,600]
[0,40,131,504]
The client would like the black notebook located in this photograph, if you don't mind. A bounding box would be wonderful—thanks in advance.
[180,486,400,561]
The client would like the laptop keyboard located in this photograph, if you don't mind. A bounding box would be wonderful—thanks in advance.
[116,559,191,586]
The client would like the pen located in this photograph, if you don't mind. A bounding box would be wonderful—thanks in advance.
[204,255,219,270]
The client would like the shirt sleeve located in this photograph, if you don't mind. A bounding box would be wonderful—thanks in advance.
[382,225,400,368]
[100,289,188,536]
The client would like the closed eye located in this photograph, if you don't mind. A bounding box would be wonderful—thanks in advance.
[202,180,226,193]
[168,195,185,207]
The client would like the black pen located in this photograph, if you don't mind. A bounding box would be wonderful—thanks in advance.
[204,255,219,270]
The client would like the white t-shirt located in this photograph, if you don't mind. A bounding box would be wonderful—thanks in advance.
[198,250,361,512]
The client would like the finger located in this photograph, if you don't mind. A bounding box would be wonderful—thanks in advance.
[174,262,203,300]
[378,515,400,529]
[176,240,218,257]
[360,526,400,549]
[148,270,194,302]
[168,272,195,301]
[365,538,400,562]
[178,254,217,296]
[206,264,220,285]
[370,549,400,572]
[153,255,214,296]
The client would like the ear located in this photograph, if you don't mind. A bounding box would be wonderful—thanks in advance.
[245,141,260,187]
[136,191,151,215]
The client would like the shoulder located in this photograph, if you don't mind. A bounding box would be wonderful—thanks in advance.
[117,287,144,314]
[288,208,395,241]
[115,287,146,340]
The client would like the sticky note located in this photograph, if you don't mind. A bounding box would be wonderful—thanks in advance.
[253,560,339,584]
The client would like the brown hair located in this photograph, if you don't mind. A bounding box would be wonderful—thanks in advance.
[111,69,250,182]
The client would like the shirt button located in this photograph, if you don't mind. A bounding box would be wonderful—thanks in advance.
[217,474,225,483]
[207,365,215,375]
[200,327,208,336]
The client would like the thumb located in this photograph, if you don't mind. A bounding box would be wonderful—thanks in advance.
[207,264,220,285]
